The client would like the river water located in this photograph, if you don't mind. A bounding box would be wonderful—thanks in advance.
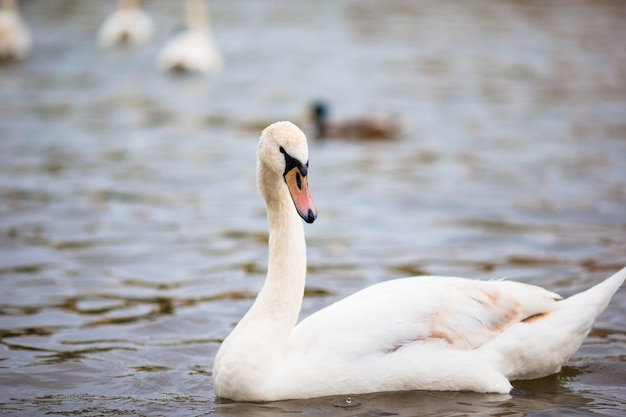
[1,1,625,416]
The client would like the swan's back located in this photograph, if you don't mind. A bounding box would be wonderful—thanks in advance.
[290,276,560,353]
[269,270,625,399]
[98,8,154,48]
[157,30,222,74]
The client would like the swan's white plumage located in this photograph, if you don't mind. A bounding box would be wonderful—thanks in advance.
[156,0,222,74]
[212,121,626,402]
[98,0,154,48]
[0,0,31,61]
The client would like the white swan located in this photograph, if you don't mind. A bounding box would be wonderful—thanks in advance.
[156,0,222,74]
[98,0,154,48]
[0,0,31,61]
[212,121,626,402]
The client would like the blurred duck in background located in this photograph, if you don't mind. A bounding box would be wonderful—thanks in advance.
[98,0,154,48]
[310,100,402,141]
[157,0,222,75]
[0,0,31,61]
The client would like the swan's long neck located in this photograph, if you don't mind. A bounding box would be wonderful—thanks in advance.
[253,162,306,331]
[212,157,307,398]
[213,122,314,400]
[227,161,306,347]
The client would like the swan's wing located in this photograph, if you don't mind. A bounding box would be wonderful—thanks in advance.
[289,276,561,357]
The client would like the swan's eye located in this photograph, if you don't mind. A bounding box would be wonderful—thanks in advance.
[280,146,307,177]
[296,172,302,190]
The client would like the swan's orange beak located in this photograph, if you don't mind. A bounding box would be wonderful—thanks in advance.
[284,166,317,224]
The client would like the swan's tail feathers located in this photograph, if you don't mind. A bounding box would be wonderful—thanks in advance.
[553,266,626,346]
[560,266,626,313]
[497,267,625,381]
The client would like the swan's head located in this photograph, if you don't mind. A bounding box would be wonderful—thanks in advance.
[258,121,317,224]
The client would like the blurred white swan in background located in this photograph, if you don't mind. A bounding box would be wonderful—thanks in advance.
[98,0,154,48]
[157,0,222,74]
[0,0,31,61]
[212,121,626,402]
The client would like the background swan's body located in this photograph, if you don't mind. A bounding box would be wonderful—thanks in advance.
[212,121,626,402]
[98,0,154,48]
[0,0,31,61]
[157,0,222,74]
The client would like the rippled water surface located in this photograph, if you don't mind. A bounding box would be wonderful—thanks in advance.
[1,1,625,416]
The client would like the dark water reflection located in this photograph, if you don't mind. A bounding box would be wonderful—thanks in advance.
[1,0,625,415]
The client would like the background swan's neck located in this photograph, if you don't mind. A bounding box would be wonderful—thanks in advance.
[185,0,209,32]
[118,0,139,12]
